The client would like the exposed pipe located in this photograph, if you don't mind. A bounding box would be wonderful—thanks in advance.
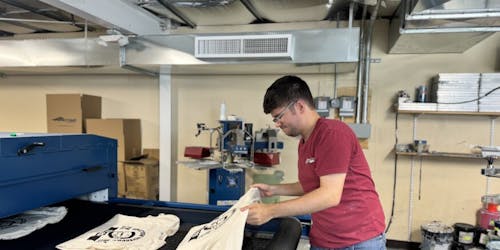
[362,0,382,124]
[355,4,367,124]
[0,17,84,25]
[0,0,92,31]
[240,0,265,22]
[84,19,88,67]
[333,5,346,100]
[408,114,419,241]
[406,12,500,20]
[348,1,354,29]
[401,27,500,33]
[409,154,415,241]
[1,0,67,20]
[336,2,354,100]
[486,116,496,194]
[157,0,196,28]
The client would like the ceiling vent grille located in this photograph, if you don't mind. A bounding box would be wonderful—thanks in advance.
[195,34,293,59]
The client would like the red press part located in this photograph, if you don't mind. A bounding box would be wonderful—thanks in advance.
[184,146,211,159]
[254,152,280,166]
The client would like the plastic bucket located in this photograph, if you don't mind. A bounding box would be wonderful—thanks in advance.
[420,221,454,250]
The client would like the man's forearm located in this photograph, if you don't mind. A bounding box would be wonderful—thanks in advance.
[268,186,339,218]
[274,182,304,196]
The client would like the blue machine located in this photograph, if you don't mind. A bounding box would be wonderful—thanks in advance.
[0,132,308,250]
[207,120,248,205]
[208,168,245,205]
[207,120,283,206]
[0,132,117,219]
[181,117,284,206]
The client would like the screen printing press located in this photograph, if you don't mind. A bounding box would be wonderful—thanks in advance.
[0,133,305,250]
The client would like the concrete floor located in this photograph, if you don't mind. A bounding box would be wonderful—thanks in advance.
[297,238,310,250]
[296,238,408,250]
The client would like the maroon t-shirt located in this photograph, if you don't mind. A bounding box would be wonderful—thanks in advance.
[298,118,385,248]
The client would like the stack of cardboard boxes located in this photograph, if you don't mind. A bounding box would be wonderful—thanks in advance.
[85,118,142,198]
[46,94,159,200]
[46,94,101,133]
[123,150,159,200]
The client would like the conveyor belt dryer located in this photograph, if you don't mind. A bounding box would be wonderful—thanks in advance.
[0,133,305,249]
[0,133,117,219]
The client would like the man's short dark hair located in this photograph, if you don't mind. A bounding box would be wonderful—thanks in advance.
[263,75,315,114]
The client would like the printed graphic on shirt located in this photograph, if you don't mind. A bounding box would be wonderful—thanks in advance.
[188,208,236,241]
[305,157,315,164]
[176,188,261,250]
[0,206,67,240]
[87,226,146,243]
[56,213,180,250]
[0,217,28,229]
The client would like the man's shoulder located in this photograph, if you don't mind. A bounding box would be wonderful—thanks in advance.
[318,119,358,142]
[319,118,350,130]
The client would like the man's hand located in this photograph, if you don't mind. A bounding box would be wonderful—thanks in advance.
[240,203,274,225]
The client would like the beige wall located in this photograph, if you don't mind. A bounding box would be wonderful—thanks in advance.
[368,21,500,242]
[0,75,159,148]
[1,20,499,242]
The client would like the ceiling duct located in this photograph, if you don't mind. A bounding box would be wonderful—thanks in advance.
[155,0,255,26]
[247,0,331,23]
[194,34,293,59]
[389,0,500,53]
[140,0,342,27]
[125,27,359,69]
[0,27,359,75]
[0,38,119,67]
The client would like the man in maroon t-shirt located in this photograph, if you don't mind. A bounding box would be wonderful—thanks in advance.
[241,75,386,249]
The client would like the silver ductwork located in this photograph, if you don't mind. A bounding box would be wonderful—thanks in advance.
[126,28,359,66]
[0,27,359,74]
[140,0,336,27]
[389,0,500,53]
[0,38,120,67]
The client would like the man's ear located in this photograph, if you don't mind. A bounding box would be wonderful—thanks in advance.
[295,100,306,113]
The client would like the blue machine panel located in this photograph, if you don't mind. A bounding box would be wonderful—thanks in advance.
[208,168,245,206]
[0,133,117,219]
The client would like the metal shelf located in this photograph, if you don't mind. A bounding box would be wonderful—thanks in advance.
[396,107,498,160]
[397,109,500,116]
[395,150,483,159]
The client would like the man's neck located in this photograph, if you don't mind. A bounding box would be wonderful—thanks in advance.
[301,112,321,141]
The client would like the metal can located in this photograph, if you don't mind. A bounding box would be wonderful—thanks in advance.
[416,85,428,103]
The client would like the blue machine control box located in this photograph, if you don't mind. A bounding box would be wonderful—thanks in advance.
[0,133,117,219]
[208,168,245,206]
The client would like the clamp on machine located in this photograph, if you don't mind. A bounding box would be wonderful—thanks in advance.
[177,114,283,206]
[479,146,500,177]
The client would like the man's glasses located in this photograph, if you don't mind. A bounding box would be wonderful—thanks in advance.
[272,101,296,123]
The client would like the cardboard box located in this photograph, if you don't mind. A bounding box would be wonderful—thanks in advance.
[47,94,101,133]
[86,119,142,161]
[117,162,126,197]
[143,148,159,160]
[123,158,159,200]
